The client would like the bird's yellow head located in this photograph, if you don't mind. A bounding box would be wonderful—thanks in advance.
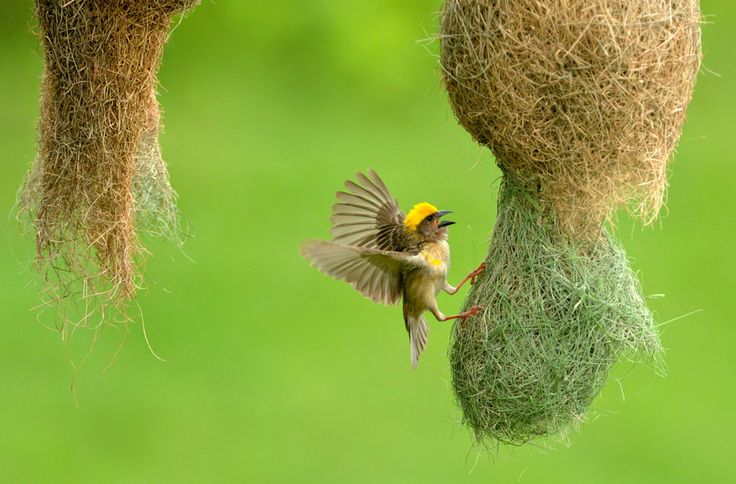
[404,201,456,238]
[404,202,438,232]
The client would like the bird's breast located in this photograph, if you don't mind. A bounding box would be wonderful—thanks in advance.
[418,241,450,275]
[402,241,450,312]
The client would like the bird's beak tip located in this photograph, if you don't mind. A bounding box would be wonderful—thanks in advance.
[437,210,454,228]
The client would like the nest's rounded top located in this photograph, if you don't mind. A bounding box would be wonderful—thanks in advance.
[440,0,701,236]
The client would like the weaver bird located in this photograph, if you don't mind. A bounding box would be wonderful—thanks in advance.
[301,170,485,367]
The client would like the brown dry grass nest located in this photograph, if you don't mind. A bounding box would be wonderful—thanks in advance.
[18,0,198,336]
[441,0,701,236]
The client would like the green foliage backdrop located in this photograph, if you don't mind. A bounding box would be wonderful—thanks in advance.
[0,1,733,482]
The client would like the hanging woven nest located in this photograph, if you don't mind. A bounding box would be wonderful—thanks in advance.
[19,0,198,335]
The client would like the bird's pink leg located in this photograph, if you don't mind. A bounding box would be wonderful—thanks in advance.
[445,262,487,295]
[441,305,483,329]
[428,301,483,328]
[442,305,482,322]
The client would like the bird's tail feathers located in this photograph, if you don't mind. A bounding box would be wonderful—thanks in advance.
[408,314,429,368]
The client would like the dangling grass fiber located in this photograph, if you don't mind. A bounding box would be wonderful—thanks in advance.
[440,0,701,236]
[18,0,198,339]
[450,175,661,445]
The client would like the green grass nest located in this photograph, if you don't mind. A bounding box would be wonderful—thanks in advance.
[450,176,661,445]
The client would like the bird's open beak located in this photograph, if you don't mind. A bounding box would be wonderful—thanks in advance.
[437,210,455,228]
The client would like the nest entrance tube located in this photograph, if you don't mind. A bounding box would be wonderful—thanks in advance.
[19,0,199,337]
[450,177,661,444]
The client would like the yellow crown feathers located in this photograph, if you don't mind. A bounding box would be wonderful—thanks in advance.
[404,202,438,232]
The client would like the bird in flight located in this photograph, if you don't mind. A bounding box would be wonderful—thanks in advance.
[302,170,485,367]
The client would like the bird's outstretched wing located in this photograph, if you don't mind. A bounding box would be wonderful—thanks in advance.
[301,241,419,305]
[330,170,410,252]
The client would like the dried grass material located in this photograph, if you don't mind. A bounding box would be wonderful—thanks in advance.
[450,176,661,445]
[441,0,701,235]
[133,98,182,243]
[19,0,197,334]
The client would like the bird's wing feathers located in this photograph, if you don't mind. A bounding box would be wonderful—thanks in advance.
[301,240,420,305]
[330,170,407,251]
[304,170,433,367]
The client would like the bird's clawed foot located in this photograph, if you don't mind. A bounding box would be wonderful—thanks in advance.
[459,305,483,329]
[444,305,483,328]
[469,262,487,285]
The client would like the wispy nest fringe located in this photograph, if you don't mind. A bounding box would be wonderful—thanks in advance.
[18,0,198,337]
[450,176,662,445]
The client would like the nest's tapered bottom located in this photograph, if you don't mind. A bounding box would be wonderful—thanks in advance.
[450,177,661,445]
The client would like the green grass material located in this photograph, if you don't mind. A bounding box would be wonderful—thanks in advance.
[451,176,662,445]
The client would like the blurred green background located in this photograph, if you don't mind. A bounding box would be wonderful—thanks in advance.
[1,0,734,482]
